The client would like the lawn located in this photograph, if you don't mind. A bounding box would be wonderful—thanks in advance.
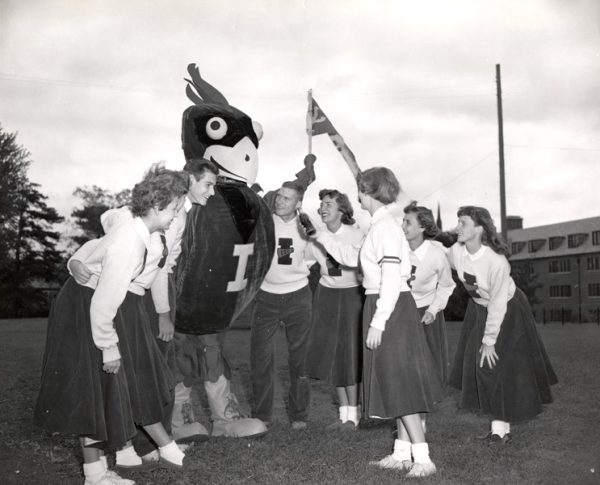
[0,319,598,484]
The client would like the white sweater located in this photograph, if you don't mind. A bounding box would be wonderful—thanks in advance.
[448,243,516,346]
[260,214,315,294]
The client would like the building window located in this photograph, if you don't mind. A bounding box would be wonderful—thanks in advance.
[549,237,564,250]
[548,259,571,273]
[589,283,600,298]
[568,233,588,248]
[511,241,526,254]
[590,308,600,322]
[528,239,546,253]
[588,256,600,271]
[549,285,572,298]
[593,231,600,246]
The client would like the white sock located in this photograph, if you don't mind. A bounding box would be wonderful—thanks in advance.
[505,422,511,435]
[392,439,412,462]
[99,455,108,470]
[339,405,349,423]
[411,442,432,464]
[116,445,142,466]
[346,406,359,425]
[83,460,105,483]
[159,441,185,466]
[491,420,508,438]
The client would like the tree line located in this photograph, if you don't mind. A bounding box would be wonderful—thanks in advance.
[0,125,129,318]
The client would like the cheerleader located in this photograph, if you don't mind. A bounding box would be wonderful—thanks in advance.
[315,168,443,477]
[305,189,365,429]
[401,202,455,436]
[34,166,189,485]
[448,206,557,443]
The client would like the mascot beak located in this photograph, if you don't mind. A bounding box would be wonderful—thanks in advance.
[253,121,264,141]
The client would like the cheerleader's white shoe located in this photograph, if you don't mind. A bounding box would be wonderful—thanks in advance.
[369,454,412,471]
[405,461,436,477]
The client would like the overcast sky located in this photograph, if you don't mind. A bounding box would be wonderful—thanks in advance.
[1,0,599,234]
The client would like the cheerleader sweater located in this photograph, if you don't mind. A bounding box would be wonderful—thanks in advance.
[408,239,455,315]
[448,243,516,346]
[260,214,316,294]
[309,223,364,289]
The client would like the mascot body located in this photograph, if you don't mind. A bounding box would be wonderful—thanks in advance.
[170,65,274,439]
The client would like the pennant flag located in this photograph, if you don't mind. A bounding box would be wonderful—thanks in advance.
[307,92,361,178]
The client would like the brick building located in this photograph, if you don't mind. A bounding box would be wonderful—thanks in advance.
[508,216,600,323]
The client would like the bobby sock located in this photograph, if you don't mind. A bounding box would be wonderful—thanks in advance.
[346,406,359,425]
[392,439,412,462]
[116,445,142,466]
[159,441,185,466]
[339,405,349,423]
[411,442,432,464]
[491,420,508,438]
[83,460,105,483]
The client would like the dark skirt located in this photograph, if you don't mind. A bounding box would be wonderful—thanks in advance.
[116,290,174,427]
[418,306,449,385]
[34,278,136,449]
[362,292,444,419]
[449,289,558,422]
[305,284,365,387]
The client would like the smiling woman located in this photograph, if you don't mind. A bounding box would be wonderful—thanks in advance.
[34,165,190,483]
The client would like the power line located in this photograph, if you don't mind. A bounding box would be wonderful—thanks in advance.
[419,149,497,201]
[506,143,600,152]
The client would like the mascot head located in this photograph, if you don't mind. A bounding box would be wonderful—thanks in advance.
[182,64,263,185]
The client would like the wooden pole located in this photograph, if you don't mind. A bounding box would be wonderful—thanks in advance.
[307,89,313,155]
[496,64,507,242]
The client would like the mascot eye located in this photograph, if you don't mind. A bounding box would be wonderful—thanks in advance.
[206,117,228,140]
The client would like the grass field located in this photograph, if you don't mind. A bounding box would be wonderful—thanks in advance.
[0,318,598,485]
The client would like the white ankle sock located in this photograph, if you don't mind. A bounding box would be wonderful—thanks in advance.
[411,442,432,464]
[346,406,359,425]
[116,445,142,466]
[99,455,108,470]
[491,420,508,437]
[159,441,185,466]
[339,405,348,422]
[392,439,412,462]
[83,460,105,483]
[505,422,511,434]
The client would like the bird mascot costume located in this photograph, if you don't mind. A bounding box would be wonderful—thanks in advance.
[170,64,315,440]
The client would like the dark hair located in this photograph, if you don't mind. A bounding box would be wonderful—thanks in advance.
[319,189,355,225]
[130,165,189,217]
[403,201,439,239]
[281,181,306,200]
[183,158,218,181]
[457,205,510,257]
[356,167,400,204]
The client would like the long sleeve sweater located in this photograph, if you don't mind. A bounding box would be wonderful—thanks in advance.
[260,214,316,294]
[408,239,455,315]
[448,243,516,346]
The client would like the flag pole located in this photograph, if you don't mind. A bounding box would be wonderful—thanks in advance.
[307,89,313,155]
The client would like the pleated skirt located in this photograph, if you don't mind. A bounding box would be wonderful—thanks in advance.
[362,292,444,419]
[418,306,449,385]
[34,278,174,449]
[449,289,558,422]
[305,284,365,387]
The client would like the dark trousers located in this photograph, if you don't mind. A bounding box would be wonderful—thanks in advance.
[250,286,312,422]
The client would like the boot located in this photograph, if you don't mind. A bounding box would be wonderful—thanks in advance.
[205,375,267,437]
[171,383,209,443]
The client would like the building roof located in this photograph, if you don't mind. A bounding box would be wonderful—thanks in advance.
[508,216,600,260]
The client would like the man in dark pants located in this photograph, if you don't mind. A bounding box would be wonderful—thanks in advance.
[250,181,315,429]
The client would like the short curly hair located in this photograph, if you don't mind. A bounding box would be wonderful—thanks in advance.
[318,189,355,225]
[130,164,189,217]
[403,201,439,239]
[356,167,400,204]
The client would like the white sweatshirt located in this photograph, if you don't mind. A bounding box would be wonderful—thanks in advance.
[448,243,516,346]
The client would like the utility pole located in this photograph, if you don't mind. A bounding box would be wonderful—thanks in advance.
[496,64,507,241]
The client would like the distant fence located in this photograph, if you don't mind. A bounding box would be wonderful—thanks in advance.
[540,307,600,325]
